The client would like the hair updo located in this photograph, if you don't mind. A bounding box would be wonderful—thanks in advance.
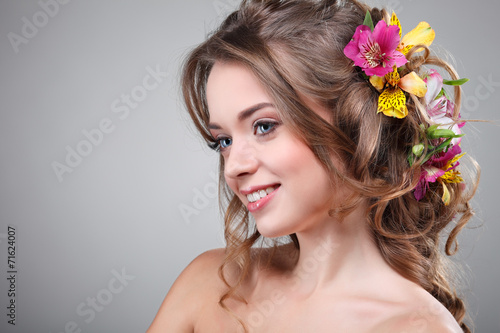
[181,0,479,331]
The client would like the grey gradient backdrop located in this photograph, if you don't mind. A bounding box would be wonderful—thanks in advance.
[0,0,498,332]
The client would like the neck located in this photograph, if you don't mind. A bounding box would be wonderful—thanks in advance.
[289,204,393,296]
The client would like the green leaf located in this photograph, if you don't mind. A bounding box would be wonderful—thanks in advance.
[420,138,452,164]
[427,129,464,140]
[363,11,374,31]
[428,128,455,139]
[433,138,454,153]
[425,125,464,140]
[443,78,469,86]
[408,153,414,167]
[436,88,445,99]
[426,124,439,133]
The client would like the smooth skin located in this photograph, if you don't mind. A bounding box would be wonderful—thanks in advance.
[147,62,463,333]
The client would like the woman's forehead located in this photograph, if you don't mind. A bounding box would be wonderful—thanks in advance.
[206,62,274,120]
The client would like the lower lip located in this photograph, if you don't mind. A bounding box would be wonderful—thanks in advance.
[247,187,279,213]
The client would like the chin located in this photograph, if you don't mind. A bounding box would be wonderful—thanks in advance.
[255,220,294,239]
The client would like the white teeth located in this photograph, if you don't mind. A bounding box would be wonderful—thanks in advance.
[246,186,278,203]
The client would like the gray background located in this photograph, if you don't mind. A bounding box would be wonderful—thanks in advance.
[0,0,498,332]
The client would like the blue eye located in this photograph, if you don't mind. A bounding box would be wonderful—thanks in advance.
[255,122,276,135]
[219,137,232,149]
[208,136,232,152]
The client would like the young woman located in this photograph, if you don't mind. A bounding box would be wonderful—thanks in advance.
[148,0,478,331]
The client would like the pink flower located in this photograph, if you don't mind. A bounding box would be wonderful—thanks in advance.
[344,21,407,77]
[423,70,464,145]
[414,168,444,201]
[429,144,462,169]
[414,144,462,201]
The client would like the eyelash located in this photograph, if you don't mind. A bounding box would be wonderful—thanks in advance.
[209,120,280,152]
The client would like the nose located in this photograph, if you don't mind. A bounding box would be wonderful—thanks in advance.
[224,139,259,179]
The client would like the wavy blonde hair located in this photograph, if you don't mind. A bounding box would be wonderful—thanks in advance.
[181,0,479,331]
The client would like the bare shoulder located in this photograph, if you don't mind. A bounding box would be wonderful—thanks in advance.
[373,287,464,333]
[146,248,226,333]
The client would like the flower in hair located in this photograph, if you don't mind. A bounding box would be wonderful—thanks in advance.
[344,12,435,119]
[344,11,469,204]
[374,65,427,118]
[343,19,407,77]
[410,71,469,205]
[397,20,436,56]
[424,69,465,146]
[414,143,465,205]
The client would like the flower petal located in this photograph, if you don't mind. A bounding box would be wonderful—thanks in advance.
[372,21,407,70]
[372,20,401,55]
[427,96,448,118]
[390,12,402,39]
[400,21,435,54]
[392,52,408,68]
[378,87,408,118]
[343,40,360,61]
[441,182,451,206]
[414,175,428,201]
[385,66,400,86]
[423,69,443,104]
[399,71,427,97]
[430,117,463,145]
[446,99,456,118]
[343,25,372,61]
[431,144,462,169]
[370,75,386,92]
[364,63,394,77]
[424,166,445,183]
[450,123,462,145]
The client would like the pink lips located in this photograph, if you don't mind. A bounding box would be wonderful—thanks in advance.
[246,185,280,213]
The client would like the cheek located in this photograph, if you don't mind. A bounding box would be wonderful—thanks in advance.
[272,134,320,172]
[271,135,331,189]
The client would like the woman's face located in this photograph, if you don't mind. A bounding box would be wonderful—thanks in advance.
[206,61,337,238]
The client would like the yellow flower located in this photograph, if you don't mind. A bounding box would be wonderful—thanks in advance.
[390,12,402,39]
[440,153,465,184]
[391,12,435,55]
[441,170,464,184]
[378,87,408,118]
[376,66,427,118]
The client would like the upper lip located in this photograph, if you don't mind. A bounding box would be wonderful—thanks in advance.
[240,183,280,195]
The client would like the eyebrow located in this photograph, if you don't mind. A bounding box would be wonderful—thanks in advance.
[208,102,274,130]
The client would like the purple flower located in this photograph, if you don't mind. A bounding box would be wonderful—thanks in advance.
[344,21,407,77]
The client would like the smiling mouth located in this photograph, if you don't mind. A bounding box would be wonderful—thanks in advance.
[246,185,280,203]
